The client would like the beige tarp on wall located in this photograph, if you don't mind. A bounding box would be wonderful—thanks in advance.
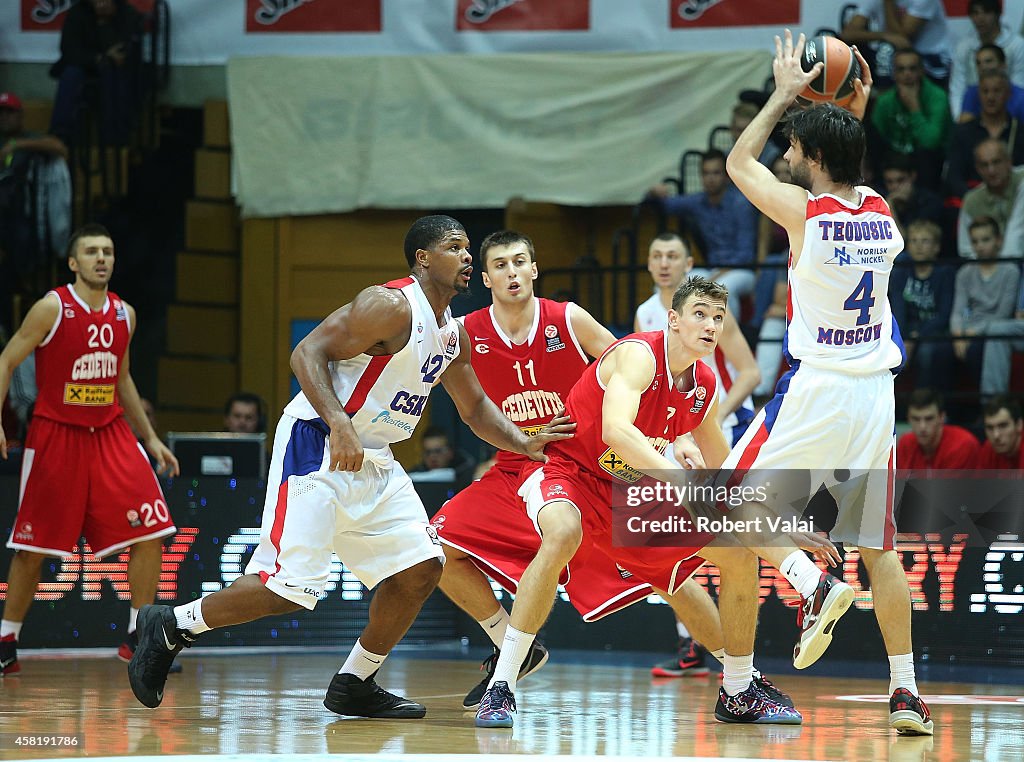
[226,51,769,218]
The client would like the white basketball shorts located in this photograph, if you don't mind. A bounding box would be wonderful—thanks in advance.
[724,363,898,550]
[245,414,445,609]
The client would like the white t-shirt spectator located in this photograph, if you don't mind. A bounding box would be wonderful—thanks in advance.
[949,24,1024,121]
[855,0,952,80]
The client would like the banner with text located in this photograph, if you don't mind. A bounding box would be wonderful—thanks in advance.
[2,0,982,65]
[225,50,768,217]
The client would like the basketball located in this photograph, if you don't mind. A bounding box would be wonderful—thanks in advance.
[797,35,861,109]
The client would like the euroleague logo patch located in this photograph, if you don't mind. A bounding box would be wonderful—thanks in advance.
[544,324,565,353]
[126,509,142,528]
[690,385,707,414]
[425,525,442,546]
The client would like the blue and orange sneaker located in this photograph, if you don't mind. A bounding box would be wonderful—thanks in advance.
[889,688,934,735]
[475,680,517,728]
[714,681,803,725]
[792,572,854,669]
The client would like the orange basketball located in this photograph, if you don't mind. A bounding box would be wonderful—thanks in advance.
[797,35,861,109]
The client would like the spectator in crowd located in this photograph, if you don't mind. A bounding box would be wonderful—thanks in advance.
[49,0,143,146]
[897,388,979,470]
[842,0,952,87]
[409,425,476,492]
[945,70,1024,198]
[976,394,1024,468]
[957,138,1024,258]
[870,48,951,187]
[0,92,70,337]
[890,220,956,384]
[880,152,944,237]
[951,217,1022,378]
[223,391,266,434]
[980,278,1024,398]
[648,149,757,318]
[950,1,1024,121]
[960,44,1024,123]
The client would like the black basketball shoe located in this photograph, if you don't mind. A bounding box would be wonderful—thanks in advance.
[127,605,194,708]
[324,672,426,718]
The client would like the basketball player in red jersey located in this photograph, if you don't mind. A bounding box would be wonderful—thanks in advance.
[0,223,180,676]
[475,276,841,728]
[127,216,573,716]
[434,231,733,709]
[727,32,933,735]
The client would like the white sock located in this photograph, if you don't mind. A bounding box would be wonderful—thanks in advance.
[488,625,535,692]
[780,550,823,599]
[675,619,691,639]
[722,652,754,696]
[0,619,23,640]
[711,648,725,661]
[478,607,510,648]
[174,599,211,634]
[339,639,388,681]
[888,653,918,696]
[128,607,140,634]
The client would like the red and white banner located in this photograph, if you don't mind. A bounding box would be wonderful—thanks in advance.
[245,0,381,33]
[456,0,589,31]
[670,0,800,29]
[20,0,154,32]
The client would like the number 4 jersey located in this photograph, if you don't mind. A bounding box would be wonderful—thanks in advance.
[787,188,906,374]
[461,298,590,472]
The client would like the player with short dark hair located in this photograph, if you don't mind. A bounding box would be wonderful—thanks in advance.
[0,223,180,675]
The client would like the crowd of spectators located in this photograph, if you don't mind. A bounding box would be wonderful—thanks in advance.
[645,0,1024,430]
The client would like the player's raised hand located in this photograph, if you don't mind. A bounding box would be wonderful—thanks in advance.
[773,29,822,104]
[146,436,181,477]
[524,409,576,462]
[328,419,364,472]
[848,45,873,120]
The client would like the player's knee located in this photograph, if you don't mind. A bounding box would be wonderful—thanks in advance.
[387,558,443,600]
[538,519,583,560]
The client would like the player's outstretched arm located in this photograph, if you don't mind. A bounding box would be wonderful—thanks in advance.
[117,303,180,476]
[600,342,678,474]
[715,314,760,424]
[292,286,411,472]
[0,295,59,459]
[441,323,574,460]
[689,397,731,470]
[726,30,815,232]
[567,303,617,359]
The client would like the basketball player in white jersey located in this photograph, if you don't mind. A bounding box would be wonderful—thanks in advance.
[127,215,573,716]
[726,32,932,735]
[636,232,762,676]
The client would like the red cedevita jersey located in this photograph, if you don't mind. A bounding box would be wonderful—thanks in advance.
[32,285,130,428]
[548,330,717,483]
[462,298,590,471]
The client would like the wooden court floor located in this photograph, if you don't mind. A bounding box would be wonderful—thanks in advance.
[0,649,1021,761]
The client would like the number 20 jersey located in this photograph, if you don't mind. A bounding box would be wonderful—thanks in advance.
[786,188,906,374]
[461,298,590,472]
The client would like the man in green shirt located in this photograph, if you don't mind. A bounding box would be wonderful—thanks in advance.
[871,48,951,186]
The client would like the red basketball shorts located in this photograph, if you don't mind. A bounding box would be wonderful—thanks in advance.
[520,459,707,595]
[432,463,653,621]
[7,416,175,558]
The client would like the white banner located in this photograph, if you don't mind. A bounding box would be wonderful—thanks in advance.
[227,51,768,217]
[0,0,989,66]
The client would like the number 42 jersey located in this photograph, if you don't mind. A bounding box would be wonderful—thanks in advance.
[786,188,906,375]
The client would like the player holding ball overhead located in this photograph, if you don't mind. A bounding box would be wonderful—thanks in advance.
[724,31,933,735]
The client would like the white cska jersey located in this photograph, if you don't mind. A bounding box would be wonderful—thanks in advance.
[785,187,906,375]
[283,276,461,449]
